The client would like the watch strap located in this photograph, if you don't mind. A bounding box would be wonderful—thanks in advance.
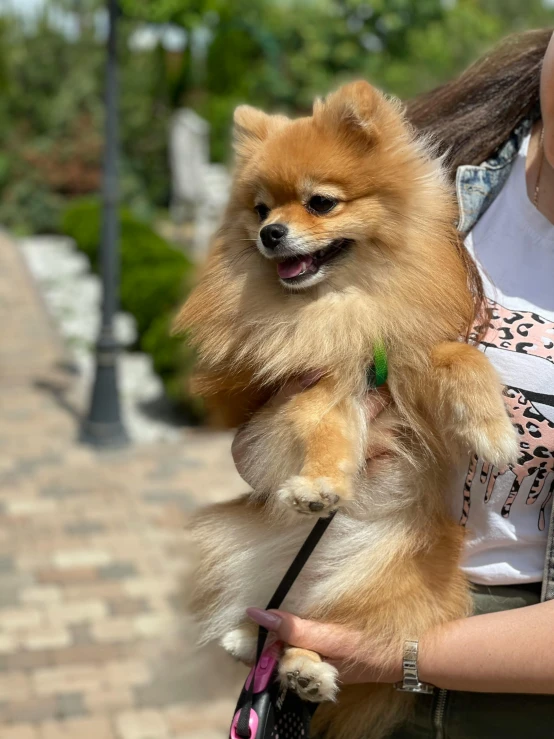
[394,639,435,694]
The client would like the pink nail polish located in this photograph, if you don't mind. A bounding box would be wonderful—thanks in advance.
[246,607,282,631]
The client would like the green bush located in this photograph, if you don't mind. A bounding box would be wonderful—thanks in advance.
[61,198,200,417]
[0,177,65,235]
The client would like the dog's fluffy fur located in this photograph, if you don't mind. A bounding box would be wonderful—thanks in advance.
[176,81,518,739]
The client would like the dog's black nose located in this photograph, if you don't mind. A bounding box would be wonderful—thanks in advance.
[260,223,288,249]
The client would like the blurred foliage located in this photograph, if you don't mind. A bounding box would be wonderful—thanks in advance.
[61,198,202,421]
[119,0,553,159]
[1,0,552,223]
[0,11,166,233]
[0,0,552,414]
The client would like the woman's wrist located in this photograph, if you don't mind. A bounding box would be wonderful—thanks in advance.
[415,626,445,689]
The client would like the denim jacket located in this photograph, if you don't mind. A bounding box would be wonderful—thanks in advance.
[455,117,533,234]
[455,116,554,601]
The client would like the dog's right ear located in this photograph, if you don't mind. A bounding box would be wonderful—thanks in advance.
[313,81,383,150]
[233,106,286,160]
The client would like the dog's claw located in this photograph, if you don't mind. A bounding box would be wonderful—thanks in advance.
[277,477,345,516]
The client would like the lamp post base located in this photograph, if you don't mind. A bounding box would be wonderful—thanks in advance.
[80,418,129,449]
[79,341,129,449]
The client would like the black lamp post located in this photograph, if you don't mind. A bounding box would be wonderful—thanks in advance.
[80,0,129,448]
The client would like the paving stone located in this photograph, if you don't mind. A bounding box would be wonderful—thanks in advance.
[0,555,15,573]
[50,643,130,667]
[0,233,246,735]
[70,624,93,645]
[5,697,58,724]
[39,716,114,739]
[41,485,83,500]
[0,575,31,592]
[85,687,134,714]
[22,627,71,651]
[108,597,149,617]
[6,499,58,516]
[37,567,99,585]
[2,725,39,739]
[64,521,105,536]
[91,618,135,644]
[33,666,103,696]
[104,660,151,688]
[98,563,138,581]
[133,614,172,639]
[134,680,189,709]
[46,599,108,625]
[0,586,21,608]
[3,651,52,671]
[116,709,169,739]
[0,633,19,654]
[148,459,202,480]
[0,672,32,702]
[54,692,86,719]
[163,701,234,734]
[21,587,62,605]
[14,456,62,477]
[1,608,42,631]
[142,491,195,511]
[52,550,112,569]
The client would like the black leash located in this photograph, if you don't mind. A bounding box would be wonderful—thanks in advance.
[235,510,337,738]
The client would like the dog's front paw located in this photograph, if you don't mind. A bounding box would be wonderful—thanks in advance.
[276,476,343,516]
[279,648,338,703]
[220,626,258,664]
[468,414,519,468]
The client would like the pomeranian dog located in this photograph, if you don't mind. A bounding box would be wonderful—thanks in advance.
[176,81,518,739]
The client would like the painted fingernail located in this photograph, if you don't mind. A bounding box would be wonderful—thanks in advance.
[246,607,282,631]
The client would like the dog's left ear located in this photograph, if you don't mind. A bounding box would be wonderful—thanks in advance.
[313,81,382,148]
[233,106,287,160]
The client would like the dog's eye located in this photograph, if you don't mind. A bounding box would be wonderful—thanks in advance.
[307,195,337,215]
[254,203,270,222]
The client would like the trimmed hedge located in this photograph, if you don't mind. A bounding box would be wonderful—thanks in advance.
[61,198,202,421]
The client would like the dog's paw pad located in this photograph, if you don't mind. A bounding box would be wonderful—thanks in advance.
[276,476,342,516]
[279,653,338,703]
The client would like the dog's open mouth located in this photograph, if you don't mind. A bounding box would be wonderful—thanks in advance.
[276,239,353,284]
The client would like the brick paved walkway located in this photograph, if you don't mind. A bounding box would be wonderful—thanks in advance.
[0,233,247,738]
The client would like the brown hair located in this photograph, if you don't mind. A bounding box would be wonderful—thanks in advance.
[405,28,551,179]
[405,28,552,337]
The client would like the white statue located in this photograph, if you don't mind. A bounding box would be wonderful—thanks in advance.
[169,108,230,258]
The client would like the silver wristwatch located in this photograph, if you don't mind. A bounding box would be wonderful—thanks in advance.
[394,639,435,694]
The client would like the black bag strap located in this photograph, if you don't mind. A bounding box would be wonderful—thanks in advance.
[235,510,336,738]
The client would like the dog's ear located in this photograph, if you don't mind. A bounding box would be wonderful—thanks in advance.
[313,81,382,148]
[233,106,287,160]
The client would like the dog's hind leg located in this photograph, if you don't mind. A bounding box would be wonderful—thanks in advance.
[279,647,339,702]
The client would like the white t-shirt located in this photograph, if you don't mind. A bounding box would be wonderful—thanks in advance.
[451,134,554,585]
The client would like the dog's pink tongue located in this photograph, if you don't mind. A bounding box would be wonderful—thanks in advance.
[277,255,313,279]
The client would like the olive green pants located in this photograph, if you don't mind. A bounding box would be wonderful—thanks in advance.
[387,583,554,739]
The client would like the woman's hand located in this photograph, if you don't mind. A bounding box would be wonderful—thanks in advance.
[246,599,554,694]
[246,607,402,684]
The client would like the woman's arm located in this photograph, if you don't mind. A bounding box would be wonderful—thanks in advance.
[246,601,554,694]
[418,599,554,693]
